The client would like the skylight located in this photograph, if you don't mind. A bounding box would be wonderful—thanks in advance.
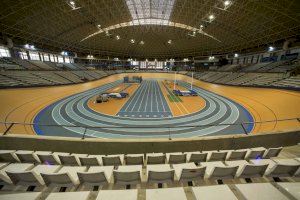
[125,0,175,25]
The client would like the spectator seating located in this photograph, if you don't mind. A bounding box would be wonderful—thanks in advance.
[271,75,300,88]
[0,57,23,70]
[189,71,300,89]
[0,146,298,199]
[28,60,55,70]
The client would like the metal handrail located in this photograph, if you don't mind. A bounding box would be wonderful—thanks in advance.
[0,117,299,129]
[1,117,300,139]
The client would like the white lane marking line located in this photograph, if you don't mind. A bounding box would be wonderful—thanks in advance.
[144,80,151,112]
[123,81,145,112]
[137,80,149,112]
[157,82,166,112]
[154,80,159,112]
[150,81,155,112]
[130,81,147,112]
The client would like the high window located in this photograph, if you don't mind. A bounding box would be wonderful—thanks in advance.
[29,52,40,60]
[0,46,10,57]
[125,0,175,25]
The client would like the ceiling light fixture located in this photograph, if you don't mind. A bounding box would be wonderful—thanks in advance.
[167,40,172,44]
[224,0,231,6]
[268,46,275,52]
[208,14,215,21]
[140,41,145,45]
[67,0,81,10]
[209,56,215,60]
[61,51,68,56]
[116,35,120,40]
[87,54,94,59]
[130,39,135,43]
[234,53,239,58]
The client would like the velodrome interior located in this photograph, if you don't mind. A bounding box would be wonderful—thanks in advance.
[0,0,300,199]
[1,73,300,138]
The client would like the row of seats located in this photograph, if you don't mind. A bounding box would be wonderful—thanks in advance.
[187,71,300,89]
[271,75,300,88]
[1,182,299,200]
[0,70,124,88]
[0,147,282,166]
[0,157,299,188]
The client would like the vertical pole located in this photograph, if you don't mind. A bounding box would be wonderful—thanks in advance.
[3,123,14,135]
[191,72,193,90]
[168,127,171,140]
[174,72,176,90]
[81,127,87,140]
[241,123,248,135]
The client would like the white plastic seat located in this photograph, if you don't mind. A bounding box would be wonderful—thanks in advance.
[58,154,86,166]
[245,147,266,160]
[6,164,60,186]
[146,187,187,200]
[45,191,90,200]
[0,150,20,162]
[249,159,276,171]
[263,147,282,158]
[77,166,113,185]
[266,164,299,177]
[225,160,248,172]
[186,152,207,163]
[147,164,174,184]
[200,161,226,178]
[166,152,187,164]
[125,154,144,165]
[41,166,86,186]
[146,153,166,164]
[235,183,288,200]
[208,166,238,179]
[113,165,142,185]
[192,185,238,200]
[206,151,228,161]
[79,155,102,166]
[36,151,62,165]
[173,163,206,182]
[96,189,138,200]
[0,163,34,184]
[226,149,247,160]
[226,160,268,178]
[0,192,42,200]
[15,150,40,163]
[267,158,300,177]
[102,154,124,166]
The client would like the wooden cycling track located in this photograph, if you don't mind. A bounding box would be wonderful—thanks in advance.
[0,72,300,136]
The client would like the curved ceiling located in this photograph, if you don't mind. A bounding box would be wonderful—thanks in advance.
[0,0,299,59]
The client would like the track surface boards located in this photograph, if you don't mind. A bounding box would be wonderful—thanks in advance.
[33,79,254,138]
[118,80,172,118]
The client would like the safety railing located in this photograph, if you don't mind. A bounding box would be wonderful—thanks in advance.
[0,117,300,140]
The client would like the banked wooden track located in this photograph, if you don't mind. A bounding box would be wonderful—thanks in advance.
[0,72,300,137]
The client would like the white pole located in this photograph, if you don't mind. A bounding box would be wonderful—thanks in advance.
[174,71,176,90]
[191,72,193,90]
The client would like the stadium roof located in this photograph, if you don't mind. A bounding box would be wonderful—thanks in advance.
[1,0,300,59]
